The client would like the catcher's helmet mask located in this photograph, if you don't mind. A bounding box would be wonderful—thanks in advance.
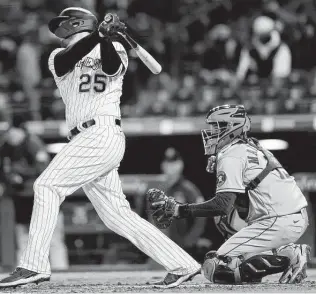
[48,7,98,39]
[202,105,251,173]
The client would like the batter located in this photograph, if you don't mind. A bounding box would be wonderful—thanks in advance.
[147,104,310,284]
[0,8,200,289]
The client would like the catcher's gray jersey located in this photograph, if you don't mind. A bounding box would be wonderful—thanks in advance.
[216,140,307,223]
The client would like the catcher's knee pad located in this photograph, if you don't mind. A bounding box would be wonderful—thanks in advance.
[276,243,297,261]
[202,251,243,284]
[240,254,290,282]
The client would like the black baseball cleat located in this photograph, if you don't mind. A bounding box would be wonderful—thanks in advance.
[0,267,50,288]
[153,268,201,288]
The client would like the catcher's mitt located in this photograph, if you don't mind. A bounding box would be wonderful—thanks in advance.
[98,13,126,41]
[146,188,178,229]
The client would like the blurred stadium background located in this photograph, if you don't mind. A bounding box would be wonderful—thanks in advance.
[0,0,316,272]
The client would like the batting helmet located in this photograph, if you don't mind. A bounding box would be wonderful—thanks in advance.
[48,7,98,39]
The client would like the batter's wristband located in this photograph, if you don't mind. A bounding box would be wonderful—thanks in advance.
[177,204,191,218]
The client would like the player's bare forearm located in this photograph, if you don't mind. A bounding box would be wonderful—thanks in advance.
[54,30,100,77]
[177,192,238,218]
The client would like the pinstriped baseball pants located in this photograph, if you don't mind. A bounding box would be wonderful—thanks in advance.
[19,120,200,275]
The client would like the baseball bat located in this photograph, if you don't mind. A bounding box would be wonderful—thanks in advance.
[117,32,162,75]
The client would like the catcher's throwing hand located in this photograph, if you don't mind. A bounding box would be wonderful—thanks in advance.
[98,13,126,41]
[146,188,180,229]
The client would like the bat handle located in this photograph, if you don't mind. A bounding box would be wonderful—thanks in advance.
[117,32,138,49]
[116,31,162,75]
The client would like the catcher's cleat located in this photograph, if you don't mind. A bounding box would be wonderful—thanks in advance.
[152,268,200,288]
[279,244,311,284]
[0,267,50,288]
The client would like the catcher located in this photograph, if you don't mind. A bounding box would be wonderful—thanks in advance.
[147,104,310,285]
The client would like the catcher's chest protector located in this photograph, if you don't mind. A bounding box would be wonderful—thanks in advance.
[246,138,283,191]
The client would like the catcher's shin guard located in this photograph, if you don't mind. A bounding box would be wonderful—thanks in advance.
[240,255,290,282]
[203,251,289,284]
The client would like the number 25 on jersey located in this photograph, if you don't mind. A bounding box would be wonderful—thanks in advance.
[79,73,107,93]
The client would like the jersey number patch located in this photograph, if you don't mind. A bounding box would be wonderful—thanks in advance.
[79,74,107,93]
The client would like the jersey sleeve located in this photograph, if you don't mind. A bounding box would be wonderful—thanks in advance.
[216,156,246,194]
[48,48,66,80]
[111,41,128,75]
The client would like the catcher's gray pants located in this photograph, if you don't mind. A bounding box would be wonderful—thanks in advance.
[217,208,308,259]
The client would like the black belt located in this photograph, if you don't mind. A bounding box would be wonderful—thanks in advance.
[69,118,121,140]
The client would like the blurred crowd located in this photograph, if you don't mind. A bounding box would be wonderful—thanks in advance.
[1,0,316,120]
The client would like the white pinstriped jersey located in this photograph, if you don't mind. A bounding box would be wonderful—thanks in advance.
[48,42,128,130]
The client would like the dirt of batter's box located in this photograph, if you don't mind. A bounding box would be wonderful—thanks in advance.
[0,270,315,293]
[1,282,316,293]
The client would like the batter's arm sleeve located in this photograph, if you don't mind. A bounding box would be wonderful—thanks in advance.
[216,156,246,194]
[178,191,238,218]
[100,39,127,76]
[50,30,100,77]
